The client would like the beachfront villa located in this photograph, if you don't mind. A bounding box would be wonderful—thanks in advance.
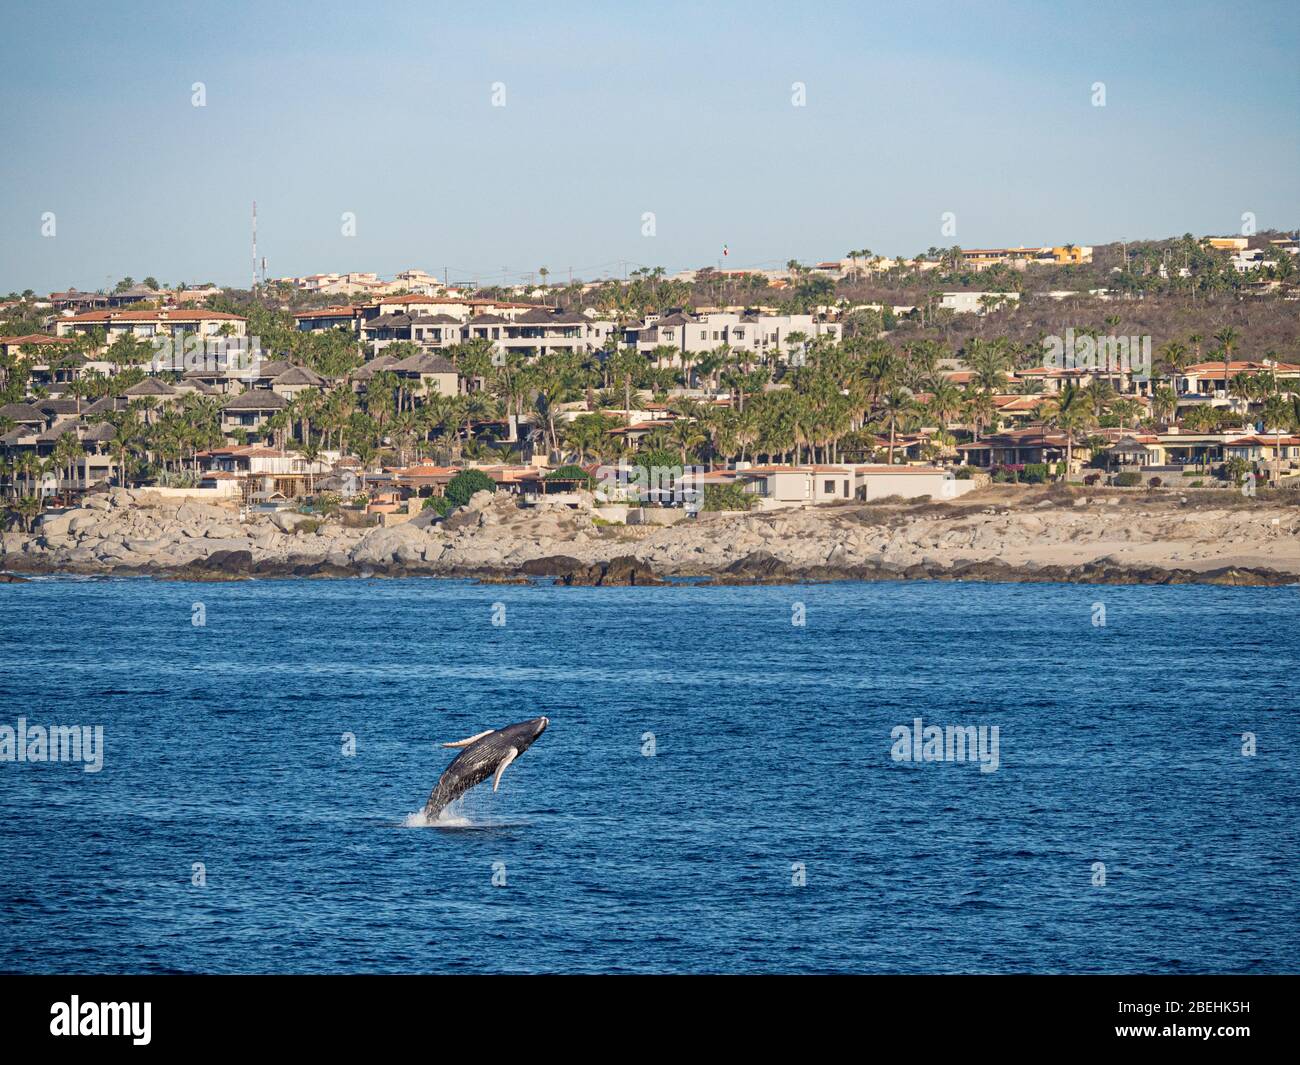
[699,464,971,509]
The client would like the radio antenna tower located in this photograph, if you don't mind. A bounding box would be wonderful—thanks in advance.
[251,201,259,292]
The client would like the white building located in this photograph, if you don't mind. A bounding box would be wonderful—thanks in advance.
[627,312,841,362]
[939,291,1022,316]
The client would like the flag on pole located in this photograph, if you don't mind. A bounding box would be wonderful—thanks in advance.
[722,244,729,258]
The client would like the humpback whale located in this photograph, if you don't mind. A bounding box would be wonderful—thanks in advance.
[423,717,549,821]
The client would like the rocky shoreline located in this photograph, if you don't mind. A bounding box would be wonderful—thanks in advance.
[2,486,1297,587]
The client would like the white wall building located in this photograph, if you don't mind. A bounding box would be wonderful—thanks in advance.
[629,312,842,361]
[939,291,1022,316]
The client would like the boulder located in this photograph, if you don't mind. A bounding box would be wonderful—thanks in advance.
[39,510,96,539]
[269,511,315,534]
[518,555,585,576]
[723,551,793,581]
[555,555,663,586]
[350,522,426,565]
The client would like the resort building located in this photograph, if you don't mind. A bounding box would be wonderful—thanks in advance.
[1099,427,1270,472]
[734,465,856,507]
[851,465,973,502]
[955,429,1077,469]
[387,353,460,398]
[959,246,1092,269]
[220,389,289,436]
[54,308,248,345]
[1174,361,1300,397]
[294,297,615,359]
[1222,434,1300,467]
[197,445,333,503]
[625,312,842,362]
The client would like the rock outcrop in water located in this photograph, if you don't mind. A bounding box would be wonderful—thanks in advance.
[2,485,1297,586]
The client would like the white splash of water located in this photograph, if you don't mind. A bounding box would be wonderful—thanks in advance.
[402,801,473,828]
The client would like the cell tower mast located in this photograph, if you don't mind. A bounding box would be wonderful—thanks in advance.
[251,201,259,292]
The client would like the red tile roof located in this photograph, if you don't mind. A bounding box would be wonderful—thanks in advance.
[0,333,73,345]
[1226,435,1300,446]
[292,305,362,319]
[63,309,245,323]
[1184,360,1300,375]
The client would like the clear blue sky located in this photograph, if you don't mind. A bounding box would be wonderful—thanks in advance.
[2,0,1297,293]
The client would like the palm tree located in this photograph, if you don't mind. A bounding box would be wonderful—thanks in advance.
[964,392,997,442]
[1081,379,1116,420]
[1152,385,1178,425]
[13,451,40,498]
[967,339,1013,392]
[668,418,705,465]
[301,438,322,493]
[1110,398,1143,430]
[1041,382,1094,480]
[14,494,40,533]
[106,414,139,487]
[1157,339,1190,393]
[1214,326,1240,405]
[878,387,915,465]
[52,432,85,496]
[561,411,617,463]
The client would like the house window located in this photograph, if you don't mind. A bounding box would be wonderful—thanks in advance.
[824,480,836,495]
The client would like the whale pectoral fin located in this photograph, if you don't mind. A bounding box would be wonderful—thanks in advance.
[441,729,494,749]
[492,748,519,793]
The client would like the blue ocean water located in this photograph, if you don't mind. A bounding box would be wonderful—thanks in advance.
[0,576,1296,974]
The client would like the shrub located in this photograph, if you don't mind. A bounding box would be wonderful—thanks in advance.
[1083,473,1101,486]
[1022,463,1049,484]
[1115,471,1142,487]
[953,466,975,480]
[444,469,497,508]
[422,495,453,516]
[702,483,756,512]
[1189,480,1204,487]
[312,492,343,516]
[1223,456,1251,486]
[1148,477,1163,488]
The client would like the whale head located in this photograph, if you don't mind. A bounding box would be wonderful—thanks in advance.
[491,716,549,755]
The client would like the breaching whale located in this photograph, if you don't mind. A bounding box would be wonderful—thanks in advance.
[423,717,549,821]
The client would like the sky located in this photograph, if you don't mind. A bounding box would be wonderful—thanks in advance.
[1,0,1297,293]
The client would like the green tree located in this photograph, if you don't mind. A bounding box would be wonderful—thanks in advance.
[444,468,497,508]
